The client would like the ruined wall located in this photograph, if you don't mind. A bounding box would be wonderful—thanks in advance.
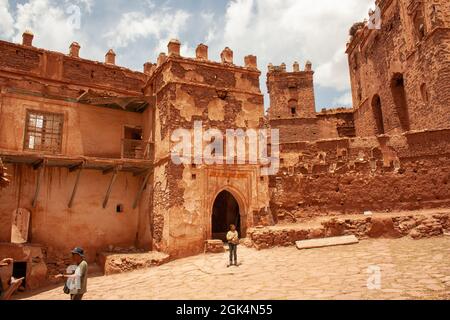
[347,0,450,136]
[146,47,270,258]
[270,109,355,143]
[248,211,450,250]
[271,129,450,222]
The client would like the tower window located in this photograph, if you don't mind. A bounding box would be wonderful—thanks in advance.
[288,99,298,117]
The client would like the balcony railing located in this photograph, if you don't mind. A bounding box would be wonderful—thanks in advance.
[122,139,152,160]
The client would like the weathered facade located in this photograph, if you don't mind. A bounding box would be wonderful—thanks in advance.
[0,0,449,291]
[270,0,450,222]
[347,0,450,136]
[0,33,271,286]
[0,33,154,287]
[143,42,270,257]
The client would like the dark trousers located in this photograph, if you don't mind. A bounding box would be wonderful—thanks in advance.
[228,243,238,264]
[70,294,84,300]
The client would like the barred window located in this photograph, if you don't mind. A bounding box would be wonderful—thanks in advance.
[24,111,63,153]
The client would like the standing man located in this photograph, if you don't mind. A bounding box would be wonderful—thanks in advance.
[55,247,88,300]
[226,224,240,267]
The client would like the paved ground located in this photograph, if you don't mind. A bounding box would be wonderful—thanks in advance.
[20,237,450,300]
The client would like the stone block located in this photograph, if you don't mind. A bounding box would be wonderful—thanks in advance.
[296,235,359,250]
[205,240,225,253]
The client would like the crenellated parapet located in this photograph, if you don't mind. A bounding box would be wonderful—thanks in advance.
[142,39,263,99]
[0,31,148,102]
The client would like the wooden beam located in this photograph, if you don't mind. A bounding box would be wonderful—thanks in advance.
[135,102,149,112]
[68,168,82,208]
[76,90,90,101]
[69,162,84,172]
[102,170,118,208]
[102,166,116,175]
[133,168,150,177]
[133,171,151,209]
[32,162,46,208]
[32,158,44,170]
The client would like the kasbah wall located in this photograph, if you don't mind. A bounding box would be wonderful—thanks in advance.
[271,0,450,222]
[0,0,448,288]
[269,0,450,221]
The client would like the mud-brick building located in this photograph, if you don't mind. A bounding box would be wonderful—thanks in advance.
[143,41,270,257]
[0,32,156,287]
[1,0,449,292]
[0,31,270,288]
[269,0,450,223]
[346,0,450,136]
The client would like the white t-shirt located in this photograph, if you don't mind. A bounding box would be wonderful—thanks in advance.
[65,265,82,294]
[226,231,239,244]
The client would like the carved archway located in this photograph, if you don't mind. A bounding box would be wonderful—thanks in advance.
[209,187,247,241]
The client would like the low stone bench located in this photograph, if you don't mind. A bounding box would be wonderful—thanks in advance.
[205,240,225,253]
[296,235,359,250]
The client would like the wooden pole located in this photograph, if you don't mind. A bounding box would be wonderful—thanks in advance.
[103,170,118,209]
[68,168,82,208]
[133,171,151,209]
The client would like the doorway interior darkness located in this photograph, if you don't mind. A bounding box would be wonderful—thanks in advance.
[212,190,241,242]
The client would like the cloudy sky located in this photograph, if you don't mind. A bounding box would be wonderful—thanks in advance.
[0,0,375,110]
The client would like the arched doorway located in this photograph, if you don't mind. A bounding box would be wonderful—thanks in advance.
[211,190,241,241]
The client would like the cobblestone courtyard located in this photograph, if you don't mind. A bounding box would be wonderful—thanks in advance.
[21,237,450,300]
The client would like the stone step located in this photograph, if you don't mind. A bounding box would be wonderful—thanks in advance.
[98,251,170,275]
[296,235,359,250]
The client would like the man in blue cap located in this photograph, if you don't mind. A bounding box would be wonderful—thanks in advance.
[55,247,88,300]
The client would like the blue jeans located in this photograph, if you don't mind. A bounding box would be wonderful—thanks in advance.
[228,243,237,264]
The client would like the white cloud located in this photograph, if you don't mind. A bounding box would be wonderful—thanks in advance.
[0,0,102,61]
[332,91,353,107]
[0,0,14,38]
[12,0,80,52]
[201,11,218,44]
[64,0,94,14]
[315,46,352,91]
[104,9,191,56]
[208,0,374,94]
